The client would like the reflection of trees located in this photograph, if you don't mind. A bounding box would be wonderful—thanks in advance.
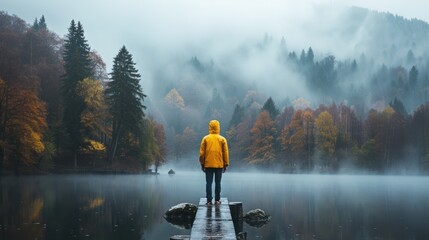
[239,176,429,240]
[0,175,163,240]
[0,177,47,240]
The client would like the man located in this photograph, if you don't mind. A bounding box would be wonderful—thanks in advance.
[199,120,229,205]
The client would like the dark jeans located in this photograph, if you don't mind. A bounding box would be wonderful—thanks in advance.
[205,168,223,202]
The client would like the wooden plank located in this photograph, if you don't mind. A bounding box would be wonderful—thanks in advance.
[190,198,237,240]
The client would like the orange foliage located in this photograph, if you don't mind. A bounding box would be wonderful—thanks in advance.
[248,111,276,164]
[0,78,47,165]
[280,109,315,166]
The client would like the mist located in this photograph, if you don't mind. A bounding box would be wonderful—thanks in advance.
[3,0,429,173]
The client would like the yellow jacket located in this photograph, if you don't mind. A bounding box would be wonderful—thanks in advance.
[199,120,229,168]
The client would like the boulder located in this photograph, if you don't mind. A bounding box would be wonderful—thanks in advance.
[168,169,175,174]
[164,203,197,229]
[243,209,271,228]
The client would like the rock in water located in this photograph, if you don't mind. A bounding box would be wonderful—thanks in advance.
[168,169,175,174]
[164,203,197,229]
[243,209,271,228]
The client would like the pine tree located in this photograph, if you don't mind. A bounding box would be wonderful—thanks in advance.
[409,66,418,88]
[32,18,39,30]
[389,98,407,116]
[229,104,244,129]
[38,15,47,29]
[32,15,47,30]
[62,20,93,166]
[106,46,146,162]
[299,49,306,65]
[261,97,279,119]
[306,47,314,65]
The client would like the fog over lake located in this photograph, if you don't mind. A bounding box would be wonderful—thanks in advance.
[1,172,429,239]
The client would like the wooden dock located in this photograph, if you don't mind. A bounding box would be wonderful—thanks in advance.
[189,198,237,240]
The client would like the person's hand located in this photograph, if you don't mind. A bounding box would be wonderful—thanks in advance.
[223,167,227,173]
[201,165,205,172]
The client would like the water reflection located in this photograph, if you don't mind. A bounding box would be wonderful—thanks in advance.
[225,174,429,240]
[1,173,429,239]
[0,175,163,240]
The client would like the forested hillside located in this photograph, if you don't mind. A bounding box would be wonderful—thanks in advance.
[0,12,166,174]
[147,7,429,172]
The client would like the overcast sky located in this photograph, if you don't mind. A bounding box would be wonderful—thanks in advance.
[2,0,428,76]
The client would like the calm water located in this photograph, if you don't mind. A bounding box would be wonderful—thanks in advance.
[1,171,429,240]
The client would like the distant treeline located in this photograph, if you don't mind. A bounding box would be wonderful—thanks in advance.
[0,12,166,174]
[166,46,429,172]
[223,97,429,173]
[155,10,429,173]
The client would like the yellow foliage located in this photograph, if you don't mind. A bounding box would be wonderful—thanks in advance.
[81,139,106,153]
[88,197,105,209]
[76,78,111,140]
[77,78,105,108]
[383,106,395,118]
[164,88,185,109]
[2,83,47,164]
[315,111,337,158]
[30,131,45,153]
[27,198,44,223]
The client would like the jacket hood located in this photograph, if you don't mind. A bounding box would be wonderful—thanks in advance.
[209,120,220,134]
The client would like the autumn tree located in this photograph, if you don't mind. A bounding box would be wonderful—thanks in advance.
[0,13,61,172]
[248,111,277,165]
[175,126,197,160]
[76,78,110,163]
[276,106,294,130]
[106,46,146,163]
[335,104,363,158]
[62,20,93,166]
[227,114,253,164]
[139,118,156,169]
[164,88,186,132]
[152,119,167,173]
[0,78,47,173]
[315,111,337,168]
[362,107,406,169]
[412,103,429,169]
[280,109,315,170]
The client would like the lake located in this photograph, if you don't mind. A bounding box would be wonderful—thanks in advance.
[1,171,429,240]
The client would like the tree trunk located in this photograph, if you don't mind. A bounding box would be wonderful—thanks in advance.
[108,123,121,164]
[109,136,119,164]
